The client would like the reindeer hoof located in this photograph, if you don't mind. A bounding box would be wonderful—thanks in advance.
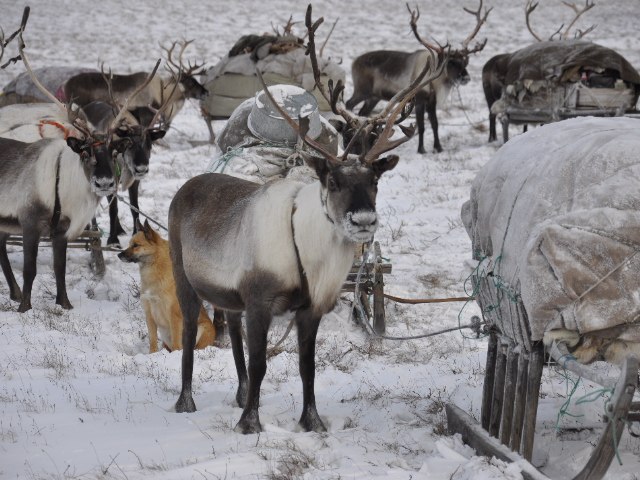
[106,237,122,249]
[299,409,327,432]
[17,301,32,313]
[234,410,262,434]
[9,289,23,302]
[175,393,197,413]
[56,296,73,310]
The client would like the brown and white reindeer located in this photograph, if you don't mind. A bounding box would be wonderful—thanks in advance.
[346,1,491,154]
[482,0,596,142]
[63,40,207,126]
[79,64,169,247]
[0,18,131,312]
[170,5,444,434]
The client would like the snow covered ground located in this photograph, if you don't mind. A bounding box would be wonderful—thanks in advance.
[0,0,639,478]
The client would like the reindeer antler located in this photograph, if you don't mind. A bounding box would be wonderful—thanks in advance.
[461,0,492,53]
[526,0,596,42]
[163,39,206,77]
[109,59,161,132]
[0,6,29,69]
[256,69,341,165]
[407,4,444,54]
[560,0,596,39]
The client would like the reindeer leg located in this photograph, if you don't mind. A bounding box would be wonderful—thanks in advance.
[129,180,141,233]
[0,233,22,302]
[227,311,248,408]
[296,307,326,432]
[416,93,427,154]
[51,232,72,310]
[234,305,271,434]
[426,94,442,153]
[172,245,201,414]
[107,194,123,247]
[358,98,380,117]
[18,225,41,313]
[489,112,497,142]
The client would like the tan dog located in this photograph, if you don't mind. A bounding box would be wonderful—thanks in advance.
[119,220,216,353]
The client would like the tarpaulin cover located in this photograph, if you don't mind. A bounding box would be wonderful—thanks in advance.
[461,116,640,342]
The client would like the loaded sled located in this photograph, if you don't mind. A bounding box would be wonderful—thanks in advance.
[450,117,640,479]
[492,40,640,142]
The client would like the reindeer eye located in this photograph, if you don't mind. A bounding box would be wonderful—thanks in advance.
[327,176,338,191]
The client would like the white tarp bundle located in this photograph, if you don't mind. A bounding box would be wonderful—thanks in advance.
[462,116,640,344]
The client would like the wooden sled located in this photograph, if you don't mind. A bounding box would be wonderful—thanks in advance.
[7,222,106,279]
[344,241,392,335]
[499,83,639,143]
[446,273,639,480]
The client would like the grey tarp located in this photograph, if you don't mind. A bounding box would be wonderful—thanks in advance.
[503,40,640,86]
[1,66,96,102]
[461,116,640,343]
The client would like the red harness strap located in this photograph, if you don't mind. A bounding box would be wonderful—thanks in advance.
[38,120,71,140]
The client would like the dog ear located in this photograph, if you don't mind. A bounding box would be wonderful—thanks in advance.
[142,219,156,242]
[135,218,144,233]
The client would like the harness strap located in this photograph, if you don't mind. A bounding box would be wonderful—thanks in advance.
[50,153,62,236]
[291,204,311,310]
[39,119,70,140]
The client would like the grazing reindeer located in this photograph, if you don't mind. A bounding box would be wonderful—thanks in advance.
[64,40,207,126]
[346,1,491,154]
[170,5,443,434]
[482,0,596,142]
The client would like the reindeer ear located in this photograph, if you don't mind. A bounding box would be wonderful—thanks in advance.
[66,137,85,154]
[371,155,399,178]
[301,152,330,183]
[148,128,166,142]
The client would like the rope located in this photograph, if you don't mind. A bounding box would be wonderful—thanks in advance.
[350,246,485,341]
[115,195,168,232]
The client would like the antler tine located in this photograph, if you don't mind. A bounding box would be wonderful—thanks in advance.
[305,4,361,131]
[0,6,29,67]
[162,40,180,71]
[574,24,597,39]
[525,0,543,42]
[256,68,340,164]
[110,58,161,131]
[406,3,443,53]
[100,62,120,117]
[461,0,492,51]
[561,0,596,39]
[17,8,67,115]
[363,48,446,163]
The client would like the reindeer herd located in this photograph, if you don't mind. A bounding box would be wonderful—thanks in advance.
[0,1,637,434]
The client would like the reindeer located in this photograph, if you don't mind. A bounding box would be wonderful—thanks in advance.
[63,40,207,126]
[482,0,596,142]
[170,5,443,434]
[0,21,151,312]
[346,1,490,154]
[79,66,170,247]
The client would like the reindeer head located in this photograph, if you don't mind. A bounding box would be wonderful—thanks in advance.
[256,5,447,243]
[163,40,208,100]
[407,0,491,87]
[66,132,122,196]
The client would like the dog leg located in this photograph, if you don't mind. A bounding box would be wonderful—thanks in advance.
[143,301,159,353]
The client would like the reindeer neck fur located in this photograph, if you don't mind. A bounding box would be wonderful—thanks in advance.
[292,181,356,315]
[0,139,98,239]
[47,140,100,239]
